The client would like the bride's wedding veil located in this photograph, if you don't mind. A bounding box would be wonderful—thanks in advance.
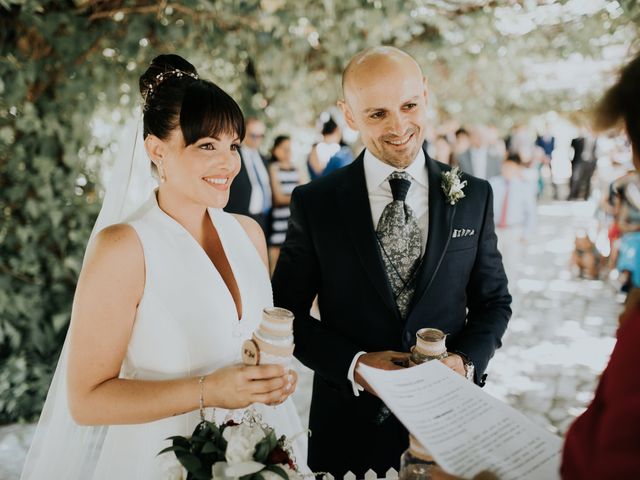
[20,111,157,479]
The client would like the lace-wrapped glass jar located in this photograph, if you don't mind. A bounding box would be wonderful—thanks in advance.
[409,328,448,366]
[242,307,295,367]
[400,328,447,480]
[400,435,436,480]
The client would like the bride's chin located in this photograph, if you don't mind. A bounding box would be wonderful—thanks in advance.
[205,192,230,210]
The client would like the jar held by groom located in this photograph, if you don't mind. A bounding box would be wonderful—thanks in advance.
[272,46,511,477]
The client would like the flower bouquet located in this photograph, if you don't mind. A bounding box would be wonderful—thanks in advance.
[160,410,301,480]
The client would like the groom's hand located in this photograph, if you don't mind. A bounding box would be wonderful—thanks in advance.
[440,353,466,377]
[354,351,410,397]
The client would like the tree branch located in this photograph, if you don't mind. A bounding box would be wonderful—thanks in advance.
[82,1,259,30]
[0,264,41,285]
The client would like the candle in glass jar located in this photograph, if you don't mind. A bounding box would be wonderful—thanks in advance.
[409,328,448,367]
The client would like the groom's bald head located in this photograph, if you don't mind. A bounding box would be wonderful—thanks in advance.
[341,46,423,101]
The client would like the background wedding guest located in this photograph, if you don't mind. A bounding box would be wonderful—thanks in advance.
[459,126,502,180]
[506,122,534,164]
[453,127,471,167]
[322,141,355,176]
[268,135,302,268]
[307,117,341,180]
[611,171,640,236]
[225,117,272,233]
[486,125,507,172]
[433,135,454,166]
[536,122,556,198]
[568,126,599,200]
[489,153,537,282]
[610,170,640,290]
[478,126,503,180]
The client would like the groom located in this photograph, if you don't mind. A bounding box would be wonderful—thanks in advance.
[272,47,511,477]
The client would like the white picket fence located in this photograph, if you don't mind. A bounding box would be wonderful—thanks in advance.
[323,468,399,480]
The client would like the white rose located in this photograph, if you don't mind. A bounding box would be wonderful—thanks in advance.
[261,464,301,480]
[213,461,265,479]
[158,454,186,480]
[223,423,267,464]
[164,465,185,480]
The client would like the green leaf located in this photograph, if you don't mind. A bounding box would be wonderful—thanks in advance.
[201,441,217,454]
[264,465,288,480]
[266,431,277,451]
[191,467,213,480]
[158,445,188,456]
[253,432,276,464]
[167,436,191,450]
[176,453,203,473]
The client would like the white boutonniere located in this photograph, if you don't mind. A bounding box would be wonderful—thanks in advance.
[441,167,467,205]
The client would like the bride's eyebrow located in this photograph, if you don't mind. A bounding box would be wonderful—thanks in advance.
[194,136,240,145]
[195,136,218,143]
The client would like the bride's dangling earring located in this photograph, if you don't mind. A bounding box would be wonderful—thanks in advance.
[158,159,166,183]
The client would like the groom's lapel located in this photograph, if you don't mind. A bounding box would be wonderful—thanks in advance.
[410,151,457,312]
[336,154,399,319]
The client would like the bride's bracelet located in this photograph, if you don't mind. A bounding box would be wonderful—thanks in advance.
[198,375,206,421]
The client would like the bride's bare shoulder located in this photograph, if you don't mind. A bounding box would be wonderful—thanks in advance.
[230,214,268,267]
[91,224,141,254]
[82,224,144,280]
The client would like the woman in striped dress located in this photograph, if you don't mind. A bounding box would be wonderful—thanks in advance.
[268,135,302,269]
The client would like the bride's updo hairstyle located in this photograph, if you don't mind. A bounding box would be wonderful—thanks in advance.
[139,54,245,147]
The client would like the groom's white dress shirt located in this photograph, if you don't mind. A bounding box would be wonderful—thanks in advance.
[347,148,430,396]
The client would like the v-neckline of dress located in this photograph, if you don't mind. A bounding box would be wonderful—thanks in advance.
[152,195,245,323]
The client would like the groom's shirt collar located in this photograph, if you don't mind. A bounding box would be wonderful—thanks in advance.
[363,148,428,194]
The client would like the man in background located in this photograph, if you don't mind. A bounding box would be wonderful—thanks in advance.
[225,117,272,233]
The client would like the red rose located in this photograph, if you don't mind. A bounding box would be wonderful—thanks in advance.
[267,446,290,465]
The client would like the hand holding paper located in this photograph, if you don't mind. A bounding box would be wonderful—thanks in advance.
[357,360,562,480]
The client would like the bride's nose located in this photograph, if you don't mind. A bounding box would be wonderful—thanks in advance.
[215,151,239,173]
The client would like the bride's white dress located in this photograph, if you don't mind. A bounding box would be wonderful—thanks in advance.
[25,193,307,479]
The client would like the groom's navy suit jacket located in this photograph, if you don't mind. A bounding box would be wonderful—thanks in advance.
[272,146,511,477]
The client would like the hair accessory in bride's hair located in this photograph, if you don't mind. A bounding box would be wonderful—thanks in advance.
[142,68,199,109]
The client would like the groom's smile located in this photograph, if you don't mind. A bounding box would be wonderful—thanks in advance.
[383,130,415,147]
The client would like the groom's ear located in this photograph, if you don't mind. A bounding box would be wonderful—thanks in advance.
[338,99,358,131]
[144,135,165,167]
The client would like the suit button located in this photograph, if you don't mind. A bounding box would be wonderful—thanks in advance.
[405,331,412,344]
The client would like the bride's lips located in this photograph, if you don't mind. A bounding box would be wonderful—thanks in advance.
[202,175,231,191]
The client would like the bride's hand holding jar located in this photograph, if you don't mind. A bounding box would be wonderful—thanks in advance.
[204,364,298,409]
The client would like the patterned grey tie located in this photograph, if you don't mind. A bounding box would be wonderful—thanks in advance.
[376,171,423,319]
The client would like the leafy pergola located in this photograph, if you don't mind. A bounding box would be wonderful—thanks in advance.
[0,0,638,421]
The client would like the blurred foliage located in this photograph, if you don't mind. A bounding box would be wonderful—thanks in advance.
[0,0,638,422]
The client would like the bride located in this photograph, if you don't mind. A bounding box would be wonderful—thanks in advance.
[21,54,307,479]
